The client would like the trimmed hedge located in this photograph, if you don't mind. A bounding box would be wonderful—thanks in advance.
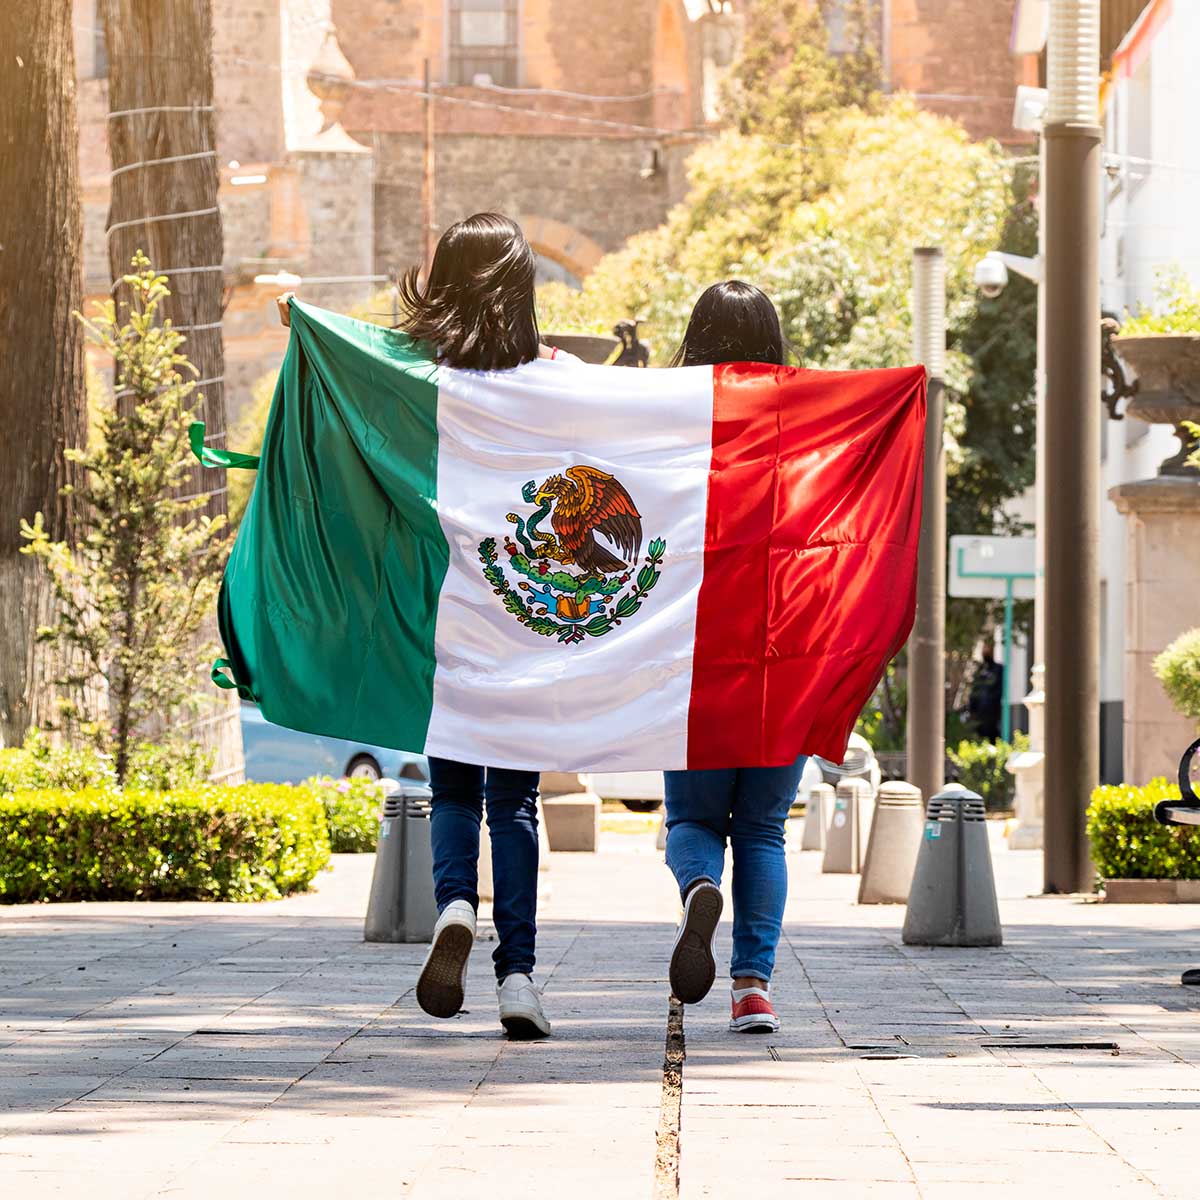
[947,735,1026,812]
[1087,778,1200,881]
[306,775,384,853]
[0,784,331,903]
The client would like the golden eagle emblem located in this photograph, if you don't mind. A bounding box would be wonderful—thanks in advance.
[477,466,665,645]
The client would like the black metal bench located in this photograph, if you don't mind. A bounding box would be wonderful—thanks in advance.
[1153,736,1200,986]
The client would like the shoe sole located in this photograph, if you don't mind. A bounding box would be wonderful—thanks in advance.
[416,923,473,1018]
[500,1012,551,1040]
[669,885,723,1004]
[729,1015,780,1034]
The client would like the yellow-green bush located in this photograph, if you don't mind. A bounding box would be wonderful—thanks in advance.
[0,784,331,903]
[305,775,384,853]
[948,734,1027,812]
[1087,779,1200,881]
[1154,628,1200,725]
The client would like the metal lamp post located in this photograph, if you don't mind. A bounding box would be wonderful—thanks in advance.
[1043,0,1102,894]
[907,247,947,805]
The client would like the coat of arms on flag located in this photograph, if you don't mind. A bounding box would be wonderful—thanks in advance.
[478,468,666,644]
[197,301,926,773]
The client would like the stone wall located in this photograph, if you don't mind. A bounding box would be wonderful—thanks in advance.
[1110,479,1200,784]
[888,0,1039,144]
[373,131,693,277]
[333,0,699,138]
[212,0,285,166]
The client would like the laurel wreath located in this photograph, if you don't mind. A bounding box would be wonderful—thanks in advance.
[478,536,666,645]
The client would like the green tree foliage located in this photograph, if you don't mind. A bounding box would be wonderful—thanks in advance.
[1120,266,1200,335]
[19,255,230,785]
[1154,628,1200,725]
[723,0,881,143]
[539,79,1037,742]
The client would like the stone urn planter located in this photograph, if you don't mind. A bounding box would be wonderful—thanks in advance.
[1112,333,1200,474]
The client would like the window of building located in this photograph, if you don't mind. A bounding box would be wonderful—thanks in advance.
[824,0,883,57]
[447,0,519,88]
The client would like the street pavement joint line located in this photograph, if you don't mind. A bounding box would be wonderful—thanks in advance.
[399,923,588,1193]
[152,986,411,1196]
[1001,943,1189,1065]
[653,996,684,1200]
[780,924,869,1045]
[1002,1052,1168,1190]
[852,1060,925,1197]
[46,924,290,1052]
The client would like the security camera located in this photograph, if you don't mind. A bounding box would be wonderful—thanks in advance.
[974,254,1009,298]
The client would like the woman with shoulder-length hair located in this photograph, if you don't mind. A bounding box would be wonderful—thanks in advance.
[278,213,576,1039]
[663,280,806,1037]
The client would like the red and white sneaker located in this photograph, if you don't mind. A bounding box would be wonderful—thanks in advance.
[729,985,780,1034]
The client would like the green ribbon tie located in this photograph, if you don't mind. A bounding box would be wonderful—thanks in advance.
[211,657,257,702]
[190,422,260,470]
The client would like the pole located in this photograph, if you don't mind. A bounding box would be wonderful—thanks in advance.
[1043,0,1101,894]
[1002,582,1014,744]
[907,247,946,803]
[422,57,436,277]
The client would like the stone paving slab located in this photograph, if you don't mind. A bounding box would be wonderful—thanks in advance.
[3,830,1200,1195]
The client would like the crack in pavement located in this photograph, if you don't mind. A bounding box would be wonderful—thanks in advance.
[653,996,685,1199]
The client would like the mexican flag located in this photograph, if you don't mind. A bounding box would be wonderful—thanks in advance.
[199,300,926,772]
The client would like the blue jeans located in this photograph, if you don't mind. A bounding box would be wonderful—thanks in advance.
[428,757,540,981]
[663,759,806,982]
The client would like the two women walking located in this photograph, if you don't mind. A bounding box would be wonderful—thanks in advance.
[281,214,809,1041]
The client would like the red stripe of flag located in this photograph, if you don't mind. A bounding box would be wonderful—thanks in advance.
[686,362,927,769]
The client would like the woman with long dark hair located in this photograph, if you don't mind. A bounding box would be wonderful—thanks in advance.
[280,213,573,1039]
[664,280,804,1035]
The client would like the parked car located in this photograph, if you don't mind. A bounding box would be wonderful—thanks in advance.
[588,733,881,814]
[240,702,429,785]
[586,771,665,812]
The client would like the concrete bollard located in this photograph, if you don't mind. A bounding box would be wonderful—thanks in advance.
[902,785,1002,947]
[478,814,494,902]
[541,791,601,851]
[364,781,438,943]
[479,797,551,901]
[822,778,875,874]
[858,782,924,904]
[801,782,834,852]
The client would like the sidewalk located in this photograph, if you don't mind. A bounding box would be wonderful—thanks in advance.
[2,827,1199,1197]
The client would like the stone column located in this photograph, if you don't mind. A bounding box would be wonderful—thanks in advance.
[1109,477,1200,783]
[1006,663,1045,849]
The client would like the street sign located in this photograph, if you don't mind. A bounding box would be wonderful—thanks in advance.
[948,535,1036,743]
[949,535,1036,600]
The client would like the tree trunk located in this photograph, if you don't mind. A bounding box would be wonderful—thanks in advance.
[0,2,87,746]
[103,0,244,781]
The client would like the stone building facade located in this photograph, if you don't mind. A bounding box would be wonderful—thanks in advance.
[73,1,1038,419]
[885,0,1040,145]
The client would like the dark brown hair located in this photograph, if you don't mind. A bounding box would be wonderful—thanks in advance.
[398,212,539,371]
[669,280,787,368]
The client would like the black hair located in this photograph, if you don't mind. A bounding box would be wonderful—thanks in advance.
[668,280,787,368]
[398,212,540,371]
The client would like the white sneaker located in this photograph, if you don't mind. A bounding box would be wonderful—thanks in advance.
[416,899,476,1018]
[497,972,551,1040]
